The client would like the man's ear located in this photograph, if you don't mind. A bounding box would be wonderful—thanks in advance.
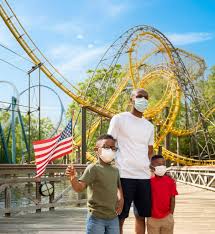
[94,147,98,152]
[130,96,135,103]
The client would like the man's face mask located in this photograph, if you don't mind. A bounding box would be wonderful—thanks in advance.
[154,165,167,176]
[134,97,148,113]
[99,148,115,163]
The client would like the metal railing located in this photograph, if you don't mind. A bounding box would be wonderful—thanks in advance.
[168,166,215,192]
[0,164,87,217]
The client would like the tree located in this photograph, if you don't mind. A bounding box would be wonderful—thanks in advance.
[67,65,127,156]
[0,110,54,163]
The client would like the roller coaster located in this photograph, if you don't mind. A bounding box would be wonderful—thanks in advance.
[0,0,215,165]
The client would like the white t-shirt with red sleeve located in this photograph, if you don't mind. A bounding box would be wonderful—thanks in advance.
[108,112,154,179]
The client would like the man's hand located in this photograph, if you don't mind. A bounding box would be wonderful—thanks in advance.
[65,164,77,180]
[116,197,124,215]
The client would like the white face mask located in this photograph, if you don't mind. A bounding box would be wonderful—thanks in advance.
[99,148,115,163]
[154,165,167,176]
[134,97,148,113]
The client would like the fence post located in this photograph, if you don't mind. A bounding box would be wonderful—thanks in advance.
[5,186,11,217]
[49,173,55,211]
[36,180,41,213]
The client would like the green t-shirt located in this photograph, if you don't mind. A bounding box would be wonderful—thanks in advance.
[79,161,120,219]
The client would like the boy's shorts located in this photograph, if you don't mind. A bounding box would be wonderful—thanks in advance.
[147,213,174,234]
[87,214,119,234]
[119,178,151,219]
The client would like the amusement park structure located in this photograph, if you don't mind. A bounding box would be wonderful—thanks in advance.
[0,0,215,166]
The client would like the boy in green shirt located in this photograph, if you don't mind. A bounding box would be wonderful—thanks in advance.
[65,134,123,234]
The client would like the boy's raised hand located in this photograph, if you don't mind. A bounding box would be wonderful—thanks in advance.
[65,163,77,179]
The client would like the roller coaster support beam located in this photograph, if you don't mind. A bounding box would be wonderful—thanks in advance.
[27,63,42,163]
[156,124,162,155]
[164,107,171,166]
[0,122,10,163]
[176,136,180,166]
[177,137,180,155]
[17,109,30,160]
[81,107,87,164]
[27,63,42,75]
[165,107,171,150]
[11,97,16,164]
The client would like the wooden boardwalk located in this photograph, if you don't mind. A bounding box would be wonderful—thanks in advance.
[0,183,214,234]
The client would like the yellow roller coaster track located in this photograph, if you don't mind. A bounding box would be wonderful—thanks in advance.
[0,2,114,118]
[128,35,215,139]
[0,1,214,165]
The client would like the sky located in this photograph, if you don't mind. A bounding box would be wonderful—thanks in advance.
[0,0,215,122]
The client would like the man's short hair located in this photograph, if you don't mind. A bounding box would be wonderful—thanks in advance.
[151,155,164,161]
[97,134,115,142]
[130,88,148,98]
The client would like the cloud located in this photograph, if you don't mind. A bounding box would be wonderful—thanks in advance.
[0,18,15,46]
[49,44,106,82]
[76,34,84,40]
[51,22,84,35]
[106,2,127,17]
[19,14,47,28]
[166,32,213,46]
[94,0,128,18]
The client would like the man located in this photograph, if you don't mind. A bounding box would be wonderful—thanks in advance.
[108,88,154,234]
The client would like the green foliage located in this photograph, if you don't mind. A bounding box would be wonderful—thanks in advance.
[0,111,54,163]
[67,65,127,154]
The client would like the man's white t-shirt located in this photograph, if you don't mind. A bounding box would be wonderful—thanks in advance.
[108,112,154,179]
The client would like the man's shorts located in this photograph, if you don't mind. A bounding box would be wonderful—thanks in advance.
[119,178,151,219]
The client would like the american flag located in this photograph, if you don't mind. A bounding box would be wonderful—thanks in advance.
[33,120,73,177]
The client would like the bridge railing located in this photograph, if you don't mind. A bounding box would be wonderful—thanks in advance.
[168,166,215,192]
[0,164,87,217]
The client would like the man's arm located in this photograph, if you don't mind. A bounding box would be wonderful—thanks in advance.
[148,127,154,160]
[107,115,119,139]
[148,145,153,160]
[65,164,86,192]
[170,196,175,214]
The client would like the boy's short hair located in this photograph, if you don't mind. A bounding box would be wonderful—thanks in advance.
[151,155,164,161]
[97,134,115,142]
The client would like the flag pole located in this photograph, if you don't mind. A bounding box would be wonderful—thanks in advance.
[70,108,75,164]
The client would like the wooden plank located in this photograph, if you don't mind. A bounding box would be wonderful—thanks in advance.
[173,183,215,234]
[0,200,87,215]
[0,176,68,184]
[0,164,87,175]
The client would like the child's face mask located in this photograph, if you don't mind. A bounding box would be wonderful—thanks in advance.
[154,165,167,176]
[99,148,115,163]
